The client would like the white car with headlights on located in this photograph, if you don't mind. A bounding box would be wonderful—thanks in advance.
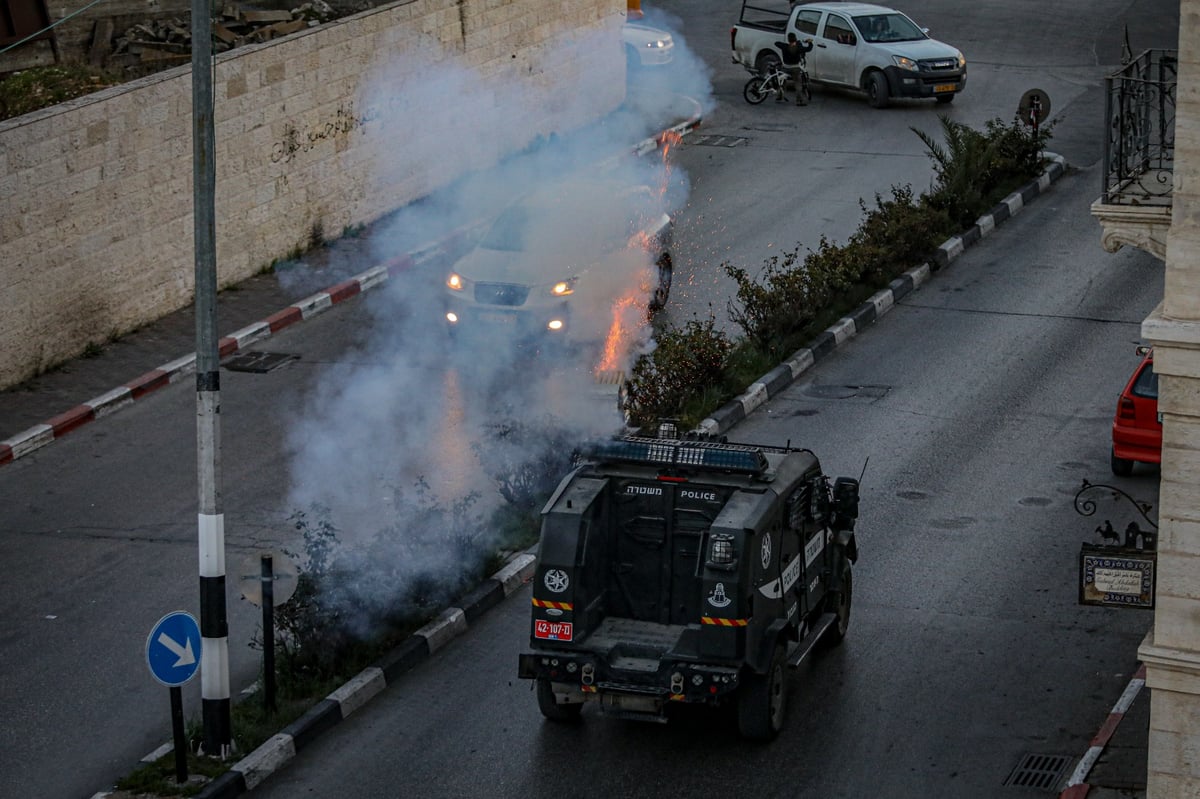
[444,180,673,347]
[622,21,674,70]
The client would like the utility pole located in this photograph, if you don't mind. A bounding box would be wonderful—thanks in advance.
[191,0,230,756]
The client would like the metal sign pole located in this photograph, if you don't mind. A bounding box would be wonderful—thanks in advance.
[170,686,188,783]
[262,555,277,713]
[190,0,230,757]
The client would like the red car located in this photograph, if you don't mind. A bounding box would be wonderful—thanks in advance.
[1111,346,1162,476]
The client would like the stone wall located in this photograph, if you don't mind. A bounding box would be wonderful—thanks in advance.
[1140,0,1200,795]
[0,0,625,389]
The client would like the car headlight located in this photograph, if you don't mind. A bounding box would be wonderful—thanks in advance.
[647,38,670,49]
[892,55,918,71]
[956,50,966,69]
[447,272,472,291]
[549,278,577,297]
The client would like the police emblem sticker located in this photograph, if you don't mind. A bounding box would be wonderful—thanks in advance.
[543,569,569,593]
[761,534,772,569]
[708,582,732,608]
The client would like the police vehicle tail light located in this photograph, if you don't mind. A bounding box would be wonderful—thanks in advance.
[708,533,736,568]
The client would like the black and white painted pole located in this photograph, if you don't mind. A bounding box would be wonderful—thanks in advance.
[191,0,230,757]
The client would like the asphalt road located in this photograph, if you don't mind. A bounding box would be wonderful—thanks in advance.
[248,41,1169,799]
[0,0,1179,796]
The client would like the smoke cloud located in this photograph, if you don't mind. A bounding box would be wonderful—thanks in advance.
[280,10,713,616]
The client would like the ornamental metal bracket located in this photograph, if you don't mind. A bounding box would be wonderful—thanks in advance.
[1074,479,1158,550]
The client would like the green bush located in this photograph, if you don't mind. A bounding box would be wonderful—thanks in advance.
[631,114,1055,431]
[625,315,732,429]
[723,185,954,356]
[913,114,1054,228]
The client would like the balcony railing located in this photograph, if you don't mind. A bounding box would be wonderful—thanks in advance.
[1102,49,1177,205]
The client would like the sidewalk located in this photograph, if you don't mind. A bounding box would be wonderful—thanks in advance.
[0,106,703,463]
[1061,664,1149,798]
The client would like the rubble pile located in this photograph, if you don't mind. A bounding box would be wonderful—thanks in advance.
[107,1,352,67]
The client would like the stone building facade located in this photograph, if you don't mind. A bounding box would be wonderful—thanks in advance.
[1094,2,1200,795]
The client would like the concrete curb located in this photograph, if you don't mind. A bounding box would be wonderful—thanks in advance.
[0,108,703,470]
[191,551,538,798]
[0,251,423,469]
[81,113,695,797]
[89,551,538,799]
[1060,663,1148,798]
[696,152,1068,436]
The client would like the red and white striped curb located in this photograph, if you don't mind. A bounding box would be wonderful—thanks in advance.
[0,251,427,468]
[0,112,703,470]
[1059,663,1147,798]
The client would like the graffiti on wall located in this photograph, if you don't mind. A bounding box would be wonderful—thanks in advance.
[271,102,380,164]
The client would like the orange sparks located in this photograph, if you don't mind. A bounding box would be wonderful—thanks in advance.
[659,129,684,160]
[596,291,644,374]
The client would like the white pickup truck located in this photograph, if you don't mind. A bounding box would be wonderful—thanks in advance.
[731,1,966,108]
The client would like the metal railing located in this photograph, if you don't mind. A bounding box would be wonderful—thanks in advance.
[1101,49,1177,205]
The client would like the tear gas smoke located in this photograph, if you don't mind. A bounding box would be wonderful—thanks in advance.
[282,15,714,629]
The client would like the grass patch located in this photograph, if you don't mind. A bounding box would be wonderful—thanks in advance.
[0,63,124,121]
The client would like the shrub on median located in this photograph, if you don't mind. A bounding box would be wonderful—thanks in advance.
[627,114,1053,430]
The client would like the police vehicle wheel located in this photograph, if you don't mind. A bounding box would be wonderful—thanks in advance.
[536,679,582,722]
[824,562,853,646]
[737,643,787,740]
[1110,448,1134,477]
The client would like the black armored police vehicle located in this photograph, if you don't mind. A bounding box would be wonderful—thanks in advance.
[517,431,860,739]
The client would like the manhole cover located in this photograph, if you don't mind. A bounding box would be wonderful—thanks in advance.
[688,134,749,147]
[223,352,297,373]
[1002,753,1071,790]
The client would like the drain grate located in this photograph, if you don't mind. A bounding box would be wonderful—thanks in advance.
[1003,753,1072,790]
[687,134,749,148]
[223,352,297,373]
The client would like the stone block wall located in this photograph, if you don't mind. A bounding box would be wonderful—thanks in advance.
[0,0,625,389]
[1140,1,1200,796]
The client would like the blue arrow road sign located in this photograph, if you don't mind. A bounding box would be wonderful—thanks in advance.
[146,611,201,687]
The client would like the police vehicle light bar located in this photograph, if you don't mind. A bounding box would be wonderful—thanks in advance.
[588,436,769,474]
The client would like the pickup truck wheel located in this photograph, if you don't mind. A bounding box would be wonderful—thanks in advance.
[755,52,782,78]
[649,252,672,313]
[737,643,787,740]
[867,70,890,108]
[1111,448,1135,477]
[823,561,853,646]
[743,77,769,104]
[536,679,583,722]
